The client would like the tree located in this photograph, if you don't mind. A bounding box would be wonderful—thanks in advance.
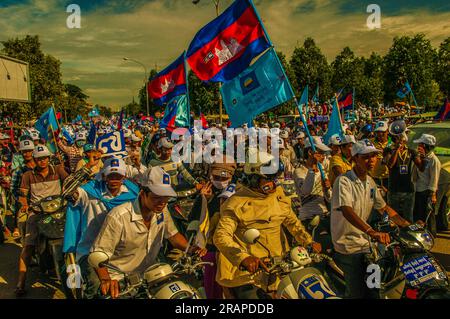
[383,34,438,109]
[331,47,365,95]
[358,52,385,107]
[1,35,64,121]
[435,37,450,98]
[61,83,89,121]
[289,37,332,102]
[139,69,160,115]
[188,70,219,116]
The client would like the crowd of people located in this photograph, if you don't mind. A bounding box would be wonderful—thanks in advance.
[0,110,443,299]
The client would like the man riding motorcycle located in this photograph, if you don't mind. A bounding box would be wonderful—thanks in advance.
[15,145,69,297]
[89,167,206,299]
[213,148,321,299]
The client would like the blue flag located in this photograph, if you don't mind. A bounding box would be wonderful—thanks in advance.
[299,85,309,106]
[88,107,100,117]
[323,99,344,145]
[160,95,190,131]
[312,84,319,104]
[87,121,97,145]
[35,107,59,141]
[96,130,126,157]
[61,127,74,145]
[221,48,294,127]
[397,81,411,98]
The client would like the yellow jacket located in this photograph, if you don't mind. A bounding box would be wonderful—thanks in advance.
[213,185,312,288]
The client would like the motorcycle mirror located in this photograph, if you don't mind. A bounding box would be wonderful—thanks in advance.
[88,251,110,268]
[243,229,261,245]
[186,220,200,233]
[310,215,320,228]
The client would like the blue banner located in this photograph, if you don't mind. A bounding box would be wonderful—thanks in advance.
[322,99,344,145]
[397,81,411,99]
[221,48,294,127]
[95,130,126,157]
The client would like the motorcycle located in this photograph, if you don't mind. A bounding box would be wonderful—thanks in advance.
[31,195,67,280]
[365,217,450,299]
[309,214,450,299]
[88,221,213,299]
[167,185,199,236]
[241,228,341,299]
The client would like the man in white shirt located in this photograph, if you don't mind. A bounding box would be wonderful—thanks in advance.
[412,134,441,235]
[294,136,331,221]
[89,167,206,299]
[331,139,410,298]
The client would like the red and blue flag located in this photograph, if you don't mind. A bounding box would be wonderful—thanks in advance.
[435,98,450,121]
[186,0,270,82]
[338,92,353,111]
[148,52,187,106]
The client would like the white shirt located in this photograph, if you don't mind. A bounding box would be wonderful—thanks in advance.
[91,199,178,281]
[73,183,130,261]
[413,152,441,192]
[294,166,331,220]
[331,170,386,254]
[126,164,147,182]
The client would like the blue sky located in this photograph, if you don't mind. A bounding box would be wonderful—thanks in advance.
[0,0,449,109]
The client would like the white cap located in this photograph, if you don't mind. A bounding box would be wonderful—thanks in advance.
[280,130,289,139]
[296,132,305,139]
[102,157,126,176]
[374,121,388,132]
[76,132,86,141]
[329,134,343,146]
[33,145,52,158]
[270,127,280,136]
[140,167,177,197]
[19,139,34,151]
[131,134,141,142]
[158,137,174,149]
[276,138,285,149]
[0,133,9,140]
[341,135,356,145]
[304,136,331,152]
[218,183,237,199]
[351,139,382,157]
[123,129,132,138]
[413,134,436,146]
[30,132,40,141]
[273,123,281,128]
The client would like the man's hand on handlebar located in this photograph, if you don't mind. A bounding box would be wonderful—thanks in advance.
[188,245,208,258]
[367,229,391,245]
[97,267,120,299]
[240,256,270,274]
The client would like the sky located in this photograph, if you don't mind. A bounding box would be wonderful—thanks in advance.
[0,0,449,110]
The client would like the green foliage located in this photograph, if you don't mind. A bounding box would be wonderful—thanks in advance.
[435,37,450,98]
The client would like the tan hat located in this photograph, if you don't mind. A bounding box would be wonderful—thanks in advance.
[210,157,237,178]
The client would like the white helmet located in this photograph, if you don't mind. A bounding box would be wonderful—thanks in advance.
[19,139,35,151]
[33,145,52,158]
[30,132,40,141]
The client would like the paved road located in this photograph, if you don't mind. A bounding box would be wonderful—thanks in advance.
[0,228,449,299]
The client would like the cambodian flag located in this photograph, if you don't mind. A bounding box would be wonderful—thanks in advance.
[338,92,353,111]
[148,52,187,106]
[186,0,270,82]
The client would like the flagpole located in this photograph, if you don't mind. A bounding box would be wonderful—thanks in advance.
[409,84,419,109]
[183,51,192,128]
[248,0,326,180]
[352,87,355,121]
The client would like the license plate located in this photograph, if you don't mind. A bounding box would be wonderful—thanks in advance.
[400,255,439,286]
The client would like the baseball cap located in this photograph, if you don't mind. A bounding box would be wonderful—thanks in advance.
[218,183,237,199]
[0,133,10,140]
[296,132,305,139]
[413,133,436,146]
[273,123,281,128]
[276,138,286,149]
[351,139,382,157]
[123,129,132,138]
[304,136,331,152]
[33,145,52,158]
[210,159,237,178]
[141,167,177,197]
[341,135,356,145]
[158,137,174,149]
[30,132,40,141]
[280,130,289,139]
[329,134,343,146]
[374,121,388,132]
[102,157,126,176]
[76,132,86,141]
[83,143,95,153]
[19,139,35,151]
[131,134,141,142]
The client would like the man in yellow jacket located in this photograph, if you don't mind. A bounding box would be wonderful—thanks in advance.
[213,148,321,299]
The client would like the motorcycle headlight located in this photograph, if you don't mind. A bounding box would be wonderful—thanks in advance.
[413,231,434,251]
[281,180,296,196]
[41,198,62,214]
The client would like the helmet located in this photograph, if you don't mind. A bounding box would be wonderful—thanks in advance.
[33,145,52,158]
[30,132,40,141]
[361,124,373,135]
[243,148,275,178]
[389,120,407,136]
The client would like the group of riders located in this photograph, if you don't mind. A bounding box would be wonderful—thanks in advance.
[0,113,442,299]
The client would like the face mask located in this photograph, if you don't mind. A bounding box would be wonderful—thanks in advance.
[210,177,229,190]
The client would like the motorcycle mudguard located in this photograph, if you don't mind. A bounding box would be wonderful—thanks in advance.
[151,280,201,299]
[288,267,340,299]
[37,214,65,239]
